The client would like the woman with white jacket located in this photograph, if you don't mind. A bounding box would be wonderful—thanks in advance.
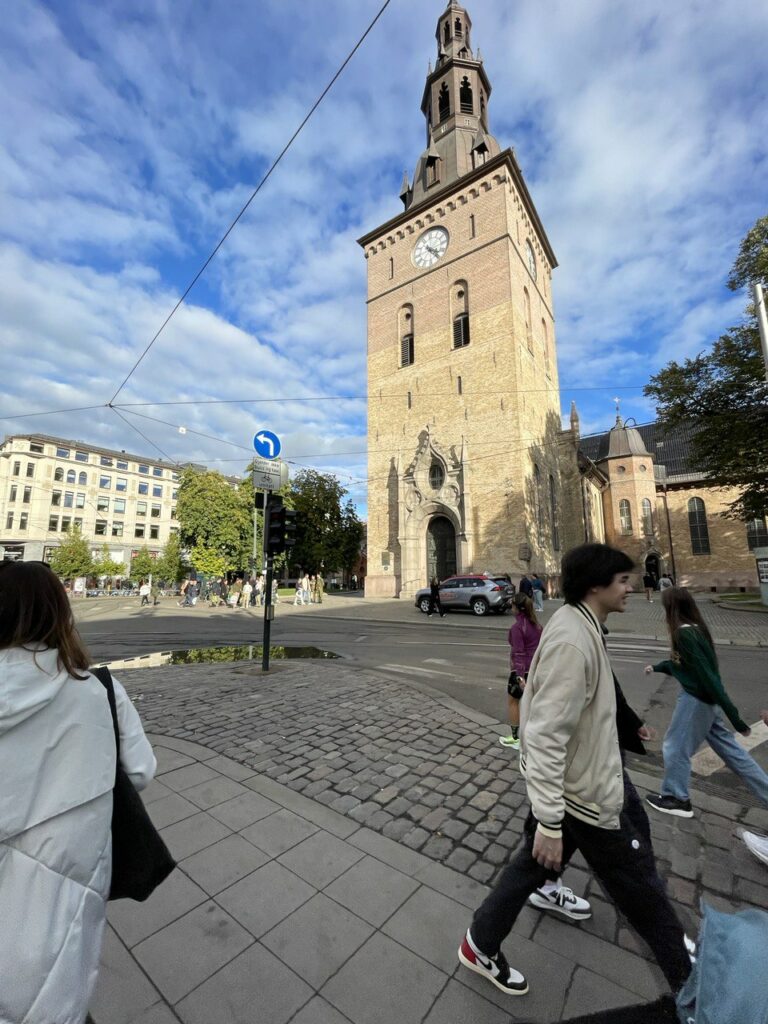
[0,560,157,1024]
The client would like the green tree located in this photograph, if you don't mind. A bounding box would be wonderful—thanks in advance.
[288,469,363,574]
[48,525,93,579]
[93,543,123,580]
[155,533,185,584]
[645,215,768,520]
[188,544,229,578]
[130,547,155,580]
[176,468,253,574]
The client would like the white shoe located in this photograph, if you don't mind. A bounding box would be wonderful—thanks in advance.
[528,885,592,920]
[741,830,768,867]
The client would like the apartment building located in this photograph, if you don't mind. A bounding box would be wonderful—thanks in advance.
[0,433,183,567]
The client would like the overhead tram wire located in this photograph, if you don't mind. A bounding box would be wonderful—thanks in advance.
[109,407,181,468]
[106,0,395,407]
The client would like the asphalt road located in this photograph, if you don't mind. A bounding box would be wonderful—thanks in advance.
[78,599,768,803]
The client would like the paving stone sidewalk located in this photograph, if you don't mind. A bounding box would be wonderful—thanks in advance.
[94,661,768,1023]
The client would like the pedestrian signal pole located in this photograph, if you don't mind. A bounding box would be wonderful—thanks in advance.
[261,495,297,671]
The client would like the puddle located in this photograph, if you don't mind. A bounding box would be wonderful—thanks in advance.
[95,645,340,672]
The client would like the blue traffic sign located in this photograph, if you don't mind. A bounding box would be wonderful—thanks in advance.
[253,429,281,460]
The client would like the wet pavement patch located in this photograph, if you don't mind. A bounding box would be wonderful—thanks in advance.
[95,645,340,672]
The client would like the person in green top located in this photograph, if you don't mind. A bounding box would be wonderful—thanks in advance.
[644,587,768,818]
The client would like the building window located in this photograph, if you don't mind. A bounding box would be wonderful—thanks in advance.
[97,496,109,512]
[114,498,126,513]
[172,489,178,500]
[152,484,162,498]
[73,518,82,530]
[23,487,31,503]
[619,499,633,534]
[26,463,35,478]
[117,460,129,471]
[75,451,88,463]
[747,518,768,550]
[542,320,551,377]
[388,256,394,280]
[457,375,463,395]
[526,240,537,281]
[99,475,112,489]
[19,513,28,530]
[9,486,17,502]
[523,287,533,351]
[5,513,12,529]
[150,525,160,540]
[51,490,62,507]
[63,491,74,508]
[153,466,163,477]
[438,82,450,122]
[171,472,180,482]
[61,517,71,533]
[54,467,64,482]
[532,464,544,541]
[49,516,59,532]
[641,498,654,536]
[56,447,70,459]
[138,464,149,475]
[100,456,113,467]
[171,507,177,519]
[151,504,161,518]
[95,520,107,536]
[469,213,476,238]
[116,477,127,492]
[30,442,44,453]
[137,502,147,517]
[399,305,415,367]
[549,475,560,550]
[407,391,412,410]
[76,493,85,508]
[688,497,710,555]
[134,524,145,539]
[459,76,473,113]
[112,522,124,537]
[443,20,450,44]
[12,461,20,476]
[452,281,470,348]
[425,156,440,187]
[455,16,463,37]
[429,463,445,490]
[78,471,87,485]
[66,469,76,483]
[138,482,148,495]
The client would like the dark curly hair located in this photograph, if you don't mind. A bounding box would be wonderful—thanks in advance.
[561,544,634,605]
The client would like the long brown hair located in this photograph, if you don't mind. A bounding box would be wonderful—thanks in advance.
[0,561,91,679]
[660,586,716,660]
[513,593,539,626]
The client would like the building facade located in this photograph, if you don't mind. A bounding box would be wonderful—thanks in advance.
[0,433,182,568]
[361,2,567,598]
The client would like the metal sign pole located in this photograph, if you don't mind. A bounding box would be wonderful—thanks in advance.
[262,553,274,671]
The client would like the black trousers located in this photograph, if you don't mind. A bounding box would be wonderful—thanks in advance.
[471,774,690,993]
[429,594,443,616]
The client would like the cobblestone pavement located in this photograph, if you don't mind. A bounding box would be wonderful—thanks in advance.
[121,661,768,954]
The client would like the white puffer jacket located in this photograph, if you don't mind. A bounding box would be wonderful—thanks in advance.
[0,647,156,1024]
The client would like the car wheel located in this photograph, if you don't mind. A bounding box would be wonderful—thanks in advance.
[419,597,431,614]
[470,598,489,616]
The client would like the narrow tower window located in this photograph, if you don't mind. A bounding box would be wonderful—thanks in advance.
[688,497,710,554]
[469,213,476,238]
[399,305,415,367]
[388,256,394,279]
[641,498,654,536]
[451,282,470,348]
[457,375,462,395]
[460,77,473,114]
[407,391,412,410]
[619,499,633,534]
[549,475,560,550]
[438,83,451,123]
[523,288,533,351]
[443,21,451,45]
[455,17,463,37]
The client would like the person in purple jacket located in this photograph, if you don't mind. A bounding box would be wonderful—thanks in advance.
[500,593,541,750]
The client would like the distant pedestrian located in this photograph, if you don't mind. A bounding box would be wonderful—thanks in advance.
[428,576,444,618]
[139,580,150,606]
[531,574,545,613]
[658,573,674,591]
[519,575,533,599]
[643,572,655,602]
[150,581,160,606]
[209,579,221,607]
[314,574,325,605]
[499,594,541,750]
[351,573,358,590]
[301,573,310,605]
[645,587,768,818]
[309,575,316,603]
[255,576,263,606]
[230,578,243,609]
[241,579,253,609]
[272,579,278,604]
[294,580,305,606]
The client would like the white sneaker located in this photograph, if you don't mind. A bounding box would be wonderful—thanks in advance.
[528,885,592,920]
[741,830,768,867]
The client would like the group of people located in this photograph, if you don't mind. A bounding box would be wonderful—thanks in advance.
[293,572,325,605]
[518,572,547,611]
[175,575,278,609]
[460,542,768,1012]
[643,570,675,602]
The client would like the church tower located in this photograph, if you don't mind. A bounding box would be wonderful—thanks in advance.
[360,2,564,598]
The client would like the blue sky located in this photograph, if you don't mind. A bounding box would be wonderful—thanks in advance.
[1,0,766,516]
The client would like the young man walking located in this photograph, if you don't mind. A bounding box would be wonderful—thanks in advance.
[458,543,690,999]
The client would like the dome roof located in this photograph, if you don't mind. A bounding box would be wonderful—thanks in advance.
[606,415,649,458]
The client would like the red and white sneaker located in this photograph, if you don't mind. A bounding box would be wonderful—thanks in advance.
[457,929,528,995]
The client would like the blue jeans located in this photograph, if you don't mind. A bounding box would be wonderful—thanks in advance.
[662,690,768,806]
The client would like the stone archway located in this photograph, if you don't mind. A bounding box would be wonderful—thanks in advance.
[427,516,457,582]
[644,553,661,582]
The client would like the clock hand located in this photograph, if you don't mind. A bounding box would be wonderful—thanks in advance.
[425,245,439,256]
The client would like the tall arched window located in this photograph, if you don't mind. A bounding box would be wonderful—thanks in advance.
[78,471,87,485]
[523,288,533,351]
[438,83,450,122]
[619,499,632,534]
[460,76,473,114]
[451,281,470,348]
[399,304,414,367]
[454,17,463,37]
[747,518,768,550]
[443,20,451,45]
[66,469,76,483]
[542,319,551,377]
[688,497,710,554]
[54,467,64,482]
[641,498,654,536]
[549,474,560,550]
[533,464,544,541]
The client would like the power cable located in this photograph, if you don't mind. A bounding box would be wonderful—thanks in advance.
[109,408,180,468]
[107,0,395,406]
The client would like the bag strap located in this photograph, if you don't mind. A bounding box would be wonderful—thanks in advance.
[91,664,121,765]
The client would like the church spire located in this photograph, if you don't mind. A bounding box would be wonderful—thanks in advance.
[404,3,500,210]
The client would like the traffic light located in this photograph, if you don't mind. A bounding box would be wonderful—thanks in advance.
[264,496,297,555]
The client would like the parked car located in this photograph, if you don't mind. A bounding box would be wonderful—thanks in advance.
[414,574,514,616]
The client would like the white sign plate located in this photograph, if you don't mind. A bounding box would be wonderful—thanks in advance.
[252,457,288,491]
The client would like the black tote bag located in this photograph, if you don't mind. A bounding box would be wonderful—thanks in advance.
[91,666,176,901]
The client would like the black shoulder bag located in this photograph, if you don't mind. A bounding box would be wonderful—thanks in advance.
[91,665,176,901]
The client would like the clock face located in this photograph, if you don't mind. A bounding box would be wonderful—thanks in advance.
[526,240,537,280]
[412,227,449,268]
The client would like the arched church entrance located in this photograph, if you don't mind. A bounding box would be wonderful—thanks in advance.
[644,553,661,583]
[427,516,457,582]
